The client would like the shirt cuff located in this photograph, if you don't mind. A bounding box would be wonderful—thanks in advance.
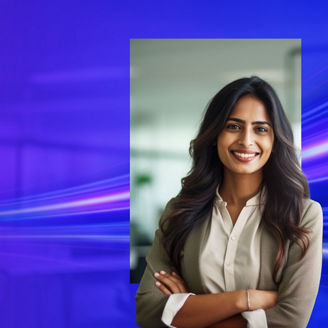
[161,293,195,327]
[241,309,268,328]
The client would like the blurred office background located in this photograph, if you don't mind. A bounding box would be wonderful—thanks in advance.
[130,39,301,282]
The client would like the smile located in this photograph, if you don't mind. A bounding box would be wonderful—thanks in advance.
[231,151,259,162]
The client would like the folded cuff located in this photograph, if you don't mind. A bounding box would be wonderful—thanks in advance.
[241,309,268,328]
[161,293,195,327]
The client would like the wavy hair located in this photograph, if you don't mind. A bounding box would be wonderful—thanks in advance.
[160,76,309,281]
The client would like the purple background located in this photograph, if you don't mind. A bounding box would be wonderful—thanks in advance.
[0,1,327,327]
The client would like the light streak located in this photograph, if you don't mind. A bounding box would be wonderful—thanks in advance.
[0,172,129,221]
[308,176,328,184]
[323,244,328,259]
[302,141,328,160]
[0,174,129,207]
[15,206,130,219]
[0,191,129,217]
[0,234,129,241]
[302,100,328,119]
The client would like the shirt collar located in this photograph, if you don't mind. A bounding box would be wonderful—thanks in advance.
[215,186,266,207]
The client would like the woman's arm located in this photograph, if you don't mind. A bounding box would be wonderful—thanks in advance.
[171,292,246,328]
[207,315,247,328]
[135,199,278,328]
[265,200,323,328]
[155,271,277,328]
[136,199,182,328]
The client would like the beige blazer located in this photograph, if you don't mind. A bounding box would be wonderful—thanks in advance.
[135,198,323,328]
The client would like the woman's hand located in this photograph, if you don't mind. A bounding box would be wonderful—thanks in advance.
[154,271,188,295]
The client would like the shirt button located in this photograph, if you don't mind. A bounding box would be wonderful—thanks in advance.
[231,235,236,240]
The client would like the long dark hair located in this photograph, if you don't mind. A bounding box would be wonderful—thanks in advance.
[160,76,309,281]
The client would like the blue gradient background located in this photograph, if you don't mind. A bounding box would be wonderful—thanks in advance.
[0,1,327,327]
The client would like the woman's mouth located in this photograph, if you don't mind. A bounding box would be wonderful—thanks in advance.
[231,151,260,162]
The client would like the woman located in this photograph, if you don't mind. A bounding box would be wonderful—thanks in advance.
[135,77,323,328]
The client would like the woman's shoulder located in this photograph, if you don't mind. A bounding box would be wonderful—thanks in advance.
[302,198,322,212]
[301,198,323,228]
[158,197,177,227]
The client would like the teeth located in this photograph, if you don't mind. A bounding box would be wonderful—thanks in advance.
[233,152,257,158]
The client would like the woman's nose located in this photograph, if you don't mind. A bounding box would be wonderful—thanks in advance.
[238,129,254,146]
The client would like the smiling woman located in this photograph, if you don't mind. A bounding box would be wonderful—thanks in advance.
[135,77,323,328]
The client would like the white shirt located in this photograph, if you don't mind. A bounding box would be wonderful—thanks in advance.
[162,189,268,328]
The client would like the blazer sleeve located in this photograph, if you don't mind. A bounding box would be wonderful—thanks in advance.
[135,199,178,328]
[265,200,323,328]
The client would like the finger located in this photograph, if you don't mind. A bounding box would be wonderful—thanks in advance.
[172,271,183,279]
[155,281,172,295]
[154,272,181,293]
[172,272,188,292]
[171,272,187,284]
[154,271,179,293]
[160,271,181,284]
[159,271,185,292]
[160,271,187,293]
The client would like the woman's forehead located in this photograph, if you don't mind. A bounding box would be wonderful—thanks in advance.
[229,95,271,123]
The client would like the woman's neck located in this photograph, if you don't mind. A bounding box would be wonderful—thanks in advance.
[219,169,263,207]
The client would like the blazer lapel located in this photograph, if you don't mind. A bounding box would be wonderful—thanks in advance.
[181,216,211,294]
[258,227,279,290]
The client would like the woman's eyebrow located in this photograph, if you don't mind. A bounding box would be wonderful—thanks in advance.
[227,117,272,127]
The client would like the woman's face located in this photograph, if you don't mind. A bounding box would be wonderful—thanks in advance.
[217,95,274,176]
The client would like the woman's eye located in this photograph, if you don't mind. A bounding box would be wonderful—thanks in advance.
[256,126,268,133]
[226,124,240,130]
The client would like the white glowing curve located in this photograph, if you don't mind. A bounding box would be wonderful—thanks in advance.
[0,174,129,207]
[302,141,328,159]
[302,100,328,119]
[322,244,328,259]
[0,234,129,240]
[308,176,328,184]
[0,191,130,216]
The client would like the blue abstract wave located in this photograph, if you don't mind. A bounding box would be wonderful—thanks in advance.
[0,1,328,328]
